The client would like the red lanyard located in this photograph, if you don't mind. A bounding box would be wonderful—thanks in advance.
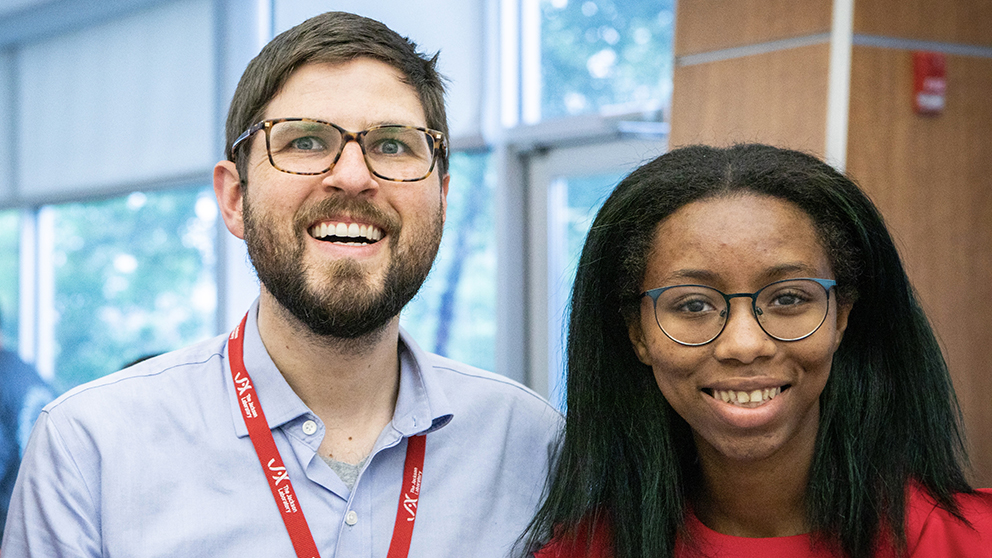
[228,313,426,558]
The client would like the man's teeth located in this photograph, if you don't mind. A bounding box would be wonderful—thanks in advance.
[309,222,383,242]
[712,386,782,406]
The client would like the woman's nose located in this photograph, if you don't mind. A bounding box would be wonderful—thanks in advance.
[712,299,776,363]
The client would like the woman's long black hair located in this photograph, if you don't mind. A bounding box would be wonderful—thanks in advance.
[525,144,972,557]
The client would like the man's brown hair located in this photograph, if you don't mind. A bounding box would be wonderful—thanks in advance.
[225,11,449,184]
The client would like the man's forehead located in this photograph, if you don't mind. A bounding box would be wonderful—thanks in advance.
[261,59,427,128]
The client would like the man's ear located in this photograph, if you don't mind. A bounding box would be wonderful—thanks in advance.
[628,319,652,366]
[214,160,245,240]
[440,172,450,225]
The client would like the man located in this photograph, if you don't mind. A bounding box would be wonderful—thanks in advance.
[0,308,52,542]
[2,12,560,557]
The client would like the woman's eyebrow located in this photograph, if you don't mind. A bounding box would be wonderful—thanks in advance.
[660,263,825,286]
[661,268,720,284]
[762,262,824,280]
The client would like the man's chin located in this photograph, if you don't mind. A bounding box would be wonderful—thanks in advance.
[303,255,386,291]
[265,287,389,339]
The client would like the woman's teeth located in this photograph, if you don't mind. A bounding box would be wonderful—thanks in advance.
[711,386,782,407]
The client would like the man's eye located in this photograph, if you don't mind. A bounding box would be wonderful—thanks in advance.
[374,139,407,155]
[289,136,326,151]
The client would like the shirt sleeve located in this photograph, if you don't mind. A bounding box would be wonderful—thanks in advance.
[1,410,102,558]
[17,385,54,456]
[907,489,992,557]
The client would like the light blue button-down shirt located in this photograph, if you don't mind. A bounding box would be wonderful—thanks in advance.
[1,302,562,557]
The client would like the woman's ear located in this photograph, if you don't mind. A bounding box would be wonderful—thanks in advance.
[213,160,245,239]
[833,301,854,350]
[628,319,652,366]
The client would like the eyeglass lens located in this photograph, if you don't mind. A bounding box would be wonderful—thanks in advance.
[266,121,437,180]
[651,279,831,345]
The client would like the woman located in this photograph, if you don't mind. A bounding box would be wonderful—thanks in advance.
[528,144,992,558]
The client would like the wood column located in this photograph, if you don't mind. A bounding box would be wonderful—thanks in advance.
[670,0,992,487]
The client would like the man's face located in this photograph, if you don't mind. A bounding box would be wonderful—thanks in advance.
[238,59,447,338]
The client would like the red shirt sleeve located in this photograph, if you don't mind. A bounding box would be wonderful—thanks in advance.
[905,487,992,557]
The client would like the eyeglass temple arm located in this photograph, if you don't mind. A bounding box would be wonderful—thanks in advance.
[229,122,268,160]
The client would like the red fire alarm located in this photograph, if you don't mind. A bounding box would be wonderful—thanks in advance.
[913,51,946,115]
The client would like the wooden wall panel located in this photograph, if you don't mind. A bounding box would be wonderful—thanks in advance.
[669,44,830,152]
[846,46,992,486]
[854,0,992,45]
[675,0,832,55]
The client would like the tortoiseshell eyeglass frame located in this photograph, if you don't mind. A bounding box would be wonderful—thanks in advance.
[229,117,448,182]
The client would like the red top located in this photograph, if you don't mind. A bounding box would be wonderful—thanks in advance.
[535,487,992,557]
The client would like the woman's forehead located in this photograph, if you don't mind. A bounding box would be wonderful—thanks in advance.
[642,194,832,288]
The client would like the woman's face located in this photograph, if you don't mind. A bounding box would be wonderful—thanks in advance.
[628,193,851,465]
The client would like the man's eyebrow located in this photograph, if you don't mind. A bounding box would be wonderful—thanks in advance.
[293,121,327,131]
[360,114,429,127]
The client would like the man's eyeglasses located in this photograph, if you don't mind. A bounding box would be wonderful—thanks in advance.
[230,118,448,182]
[640,278,837,347]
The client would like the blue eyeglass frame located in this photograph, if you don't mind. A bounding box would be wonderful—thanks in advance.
[640,277,837,346]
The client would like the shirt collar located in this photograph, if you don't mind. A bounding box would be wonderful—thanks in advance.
[227,300,453,438]
[227,301,312,437]
[392,327,453,436]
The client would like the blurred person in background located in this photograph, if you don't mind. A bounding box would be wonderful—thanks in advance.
[0,307,52,542]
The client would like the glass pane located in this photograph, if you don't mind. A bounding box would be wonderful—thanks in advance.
[401,152,496,372]
[44,187,218,392]
[548,172,623,405]
[539,0,675,120]
[0,210,19,349]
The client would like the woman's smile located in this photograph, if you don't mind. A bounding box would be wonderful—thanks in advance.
[629,193,851,464]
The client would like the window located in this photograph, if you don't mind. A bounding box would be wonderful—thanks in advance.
[40,187,218,391]
[401,151,496,371]
[0,210,19,349]
[530,0,675,122]
[527,138,665,402]
[547,172,624,403]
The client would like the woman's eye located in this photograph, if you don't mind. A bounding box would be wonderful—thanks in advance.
[771,292,808,306]
[677,299,715,313]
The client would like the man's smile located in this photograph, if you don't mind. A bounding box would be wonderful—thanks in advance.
[309,220,385,245]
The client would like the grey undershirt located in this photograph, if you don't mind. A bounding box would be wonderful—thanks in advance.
[321,455,369,491]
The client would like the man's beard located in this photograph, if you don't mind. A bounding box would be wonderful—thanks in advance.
[242,193,443,339]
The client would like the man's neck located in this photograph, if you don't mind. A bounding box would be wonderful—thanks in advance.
[256,293,402,465]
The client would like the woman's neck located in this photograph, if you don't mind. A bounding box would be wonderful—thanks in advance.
[691,430,817,538]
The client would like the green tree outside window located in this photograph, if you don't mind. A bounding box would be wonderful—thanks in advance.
[401,152,496,372]
[47,187,217,392]
[541,0,675,119]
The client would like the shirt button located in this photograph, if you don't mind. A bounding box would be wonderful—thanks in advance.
[302,420,317,435]
[345,510,358,526]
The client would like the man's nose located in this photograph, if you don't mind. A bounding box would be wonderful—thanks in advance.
[322,140,378,195]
